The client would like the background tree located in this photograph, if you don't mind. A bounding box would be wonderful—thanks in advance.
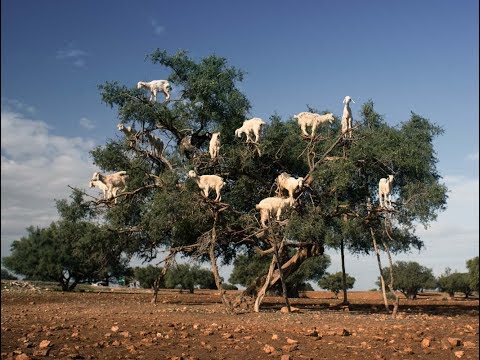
[466,256,479,293]
[164,264,216,293]
[437,268,473,298]
[84,49,447,312]
[318,272,356,299]
[1,268,18,280]
[2,191,129,291]
[134,265,165,289]
[229,253,331,297]
[376,261,436,299]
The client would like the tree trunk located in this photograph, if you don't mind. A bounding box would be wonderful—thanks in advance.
[340,238,348,304]
[272,236,291,312]
[370,227,390,312]
[209,213,233,314]
[254,257,277,312]
[381,237,399,319]
[245,243,323,311]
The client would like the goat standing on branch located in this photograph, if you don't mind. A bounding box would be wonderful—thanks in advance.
[188,170,225,202]
[255,196,295,228]
[341,96,354,138]
[276,172,304,199]
[117,123,137,147]
[90,171,128,204]
[293,112,334,137]
[235,117,266,144]
[379,174,394,208]
[209,132,221,159]
[137,80,171,103]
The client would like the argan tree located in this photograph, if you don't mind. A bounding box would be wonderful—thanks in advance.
[3,190,129,291]
[84,49,447,313]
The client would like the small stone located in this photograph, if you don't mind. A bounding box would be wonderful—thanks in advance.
[272,334,279,340]
[281,355,291,360]
[263,344,276,353]
[222,333,233,339]
[38,340,51,349]
[111,340,120,346]
[341,329,351,336]
[280,306,301,313]
[286,338,298,344]
[463,341,475,348]
[282,344,298,352]
[119,331,130,338]
[15,354,31,360]
[447,338,462,347]
[33,349,50,356]
[454,351,465,358]
[403,347,414,354]
[421,338,431,348]
[111,326,119,332]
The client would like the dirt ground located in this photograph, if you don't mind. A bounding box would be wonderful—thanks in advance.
[1,282,479,360]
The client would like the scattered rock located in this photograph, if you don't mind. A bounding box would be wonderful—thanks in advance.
[421,338,431,348]
[15,354,31,360]
[463,341,475,348]
[263,344,276,354]
[282,344,298,352]
[280,306,301,313]
[111,326,119,333]
[38,340,51,349]
[454,351,465,358]
[403,347,414,354]
[280,355,291,360]
[33,348,50,356]
[286,338,298,345]
[272,334,279,340]
[222,333,233,339]
[447,338,462,347]
[119,331,130,338]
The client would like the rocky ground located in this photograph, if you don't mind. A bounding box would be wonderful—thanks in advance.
[1,282,478,359]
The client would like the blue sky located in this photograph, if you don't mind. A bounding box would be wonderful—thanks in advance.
[1,0,478,289]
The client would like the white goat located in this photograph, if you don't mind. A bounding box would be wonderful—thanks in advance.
[91,171,128,204]
[137,80,171,102]
[209,132,221,159]
[146,133,164,157]
[89,179,109,200]
[276,172,304,199]
[188,170,225,202]
[235,117,266,143]
[293,112,334,137]
[378,174,394,208]
[341,96,355,138]
[117,123,137,146]
[255,196,295,228]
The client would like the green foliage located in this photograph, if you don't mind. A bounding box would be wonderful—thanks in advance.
[2,191,129,291]
[1,268,18,280]
[222,283,238,290]
[376,261,436,299]
[466,257,479,292]
[438,268,473,298]
[318,272,356,299]
[133,265,164,289]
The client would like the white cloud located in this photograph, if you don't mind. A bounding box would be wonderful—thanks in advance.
[1,97,36,114]
[467,151,479,161]
[1,110,99,256]
[79,117,95,130]
[56,44,88,67]
[150,19,165,35]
